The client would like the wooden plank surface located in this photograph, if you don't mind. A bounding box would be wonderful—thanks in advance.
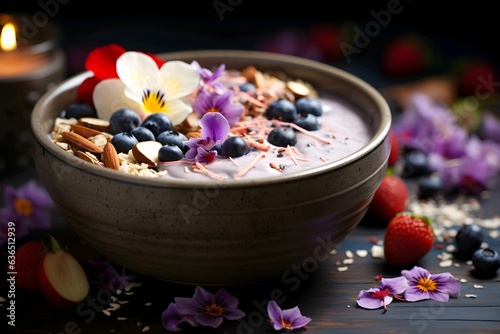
[2,169,500,334]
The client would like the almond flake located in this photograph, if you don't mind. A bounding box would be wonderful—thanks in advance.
[473,284,484,289]
[345,250,353,259]
[337,266,348,271]
[465,294,477,298]
[356,249,368,257]
[439,259,453,267]
[371,245,384,259]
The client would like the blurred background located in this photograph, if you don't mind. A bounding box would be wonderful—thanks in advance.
[1,0,499,178]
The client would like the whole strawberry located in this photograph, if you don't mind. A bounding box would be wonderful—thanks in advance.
[384,212,434,267]
[367,174,408,223]
[381,35,428,77]
[387,131,400,167]
[15,240,46,291]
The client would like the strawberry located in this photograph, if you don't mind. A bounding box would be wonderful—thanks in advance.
[367,174,408,223]
[387,131,400,167]
[381,35,428,77]
[456,59,498,97]
[15,240,46,291]
[383,212,434,267]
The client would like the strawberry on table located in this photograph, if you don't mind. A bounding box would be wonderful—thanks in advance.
[367,174,408,224]
[15,240,46,291]
[383,212,435,267]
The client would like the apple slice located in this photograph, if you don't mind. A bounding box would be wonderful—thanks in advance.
[79,117,110,132]
[39,235,89,308]
[132,140,162,167]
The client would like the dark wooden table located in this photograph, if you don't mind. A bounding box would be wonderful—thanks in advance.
[2,168,500,334]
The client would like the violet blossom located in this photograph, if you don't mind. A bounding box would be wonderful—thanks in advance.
[356,276,408,312]
[192,88,245,126]
[401,266,461,302]
[0,181,54,245]
[267,300,311,331]
[162,286,245,331]
[183,112,230,163]
[191,61,226,89]
[392,93,467,158]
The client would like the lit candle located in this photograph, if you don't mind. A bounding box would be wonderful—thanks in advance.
[0,21,51,78]
[0,13,66,176]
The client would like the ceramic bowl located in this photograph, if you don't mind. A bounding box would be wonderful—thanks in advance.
[31,50,391,285]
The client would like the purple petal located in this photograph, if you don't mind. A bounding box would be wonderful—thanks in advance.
[380,276,409,295]
[401,266,431,284]
[195,313,224,328]
[174,296,203,316]
[281,306,311,329]
[267,300,284,330]
[192,286,215,306]
[195,147,217,163]
[21,181,55,209]
[404,286,430,302]
[430,273,461,298]
[481,112,500,143]
[291,314,312,329]
[199,112,230,142]
[161,303,200,331]
[356,289,387,309]
[223,308,246,320]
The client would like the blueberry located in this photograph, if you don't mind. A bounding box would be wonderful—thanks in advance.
[417,174,443,199]
[221,136,249,158]
[401,149,431,177]
[294,113,319,131]
[472,248,500,277]
[239,82,256,92]
[295,97,323,116]
[455,223,484,260]
[141,113,173,137]
[158,144,184,162]
[267,126,297,147]
[156,131,188,153]
[111,132,139,154]
[109,108,142,134]
[130,126,155,142]
[63,102,97,119]
[265,99,297,122]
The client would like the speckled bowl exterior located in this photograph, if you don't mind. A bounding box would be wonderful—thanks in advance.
[31,50,391,285]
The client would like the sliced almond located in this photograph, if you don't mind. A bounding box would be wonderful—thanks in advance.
[70,124,102,138]
[132,141,162,167]
[102,142,121,170]
[79,117,110,132]
[61,131,104,154]
[286,81,310,98]
[75,151,100,165]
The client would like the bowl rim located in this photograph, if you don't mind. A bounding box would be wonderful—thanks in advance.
[31,49,391,189]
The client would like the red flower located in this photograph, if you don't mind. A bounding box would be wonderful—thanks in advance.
[76,44,165,106]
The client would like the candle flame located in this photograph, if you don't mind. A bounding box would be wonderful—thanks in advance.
[1,23,17,51]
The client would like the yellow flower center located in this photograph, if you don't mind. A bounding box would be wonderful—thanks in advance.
[142,89,167,113]
[203,303,224,317]
[281,319,293,329]
[417,276,437,292]
[15,198,33,216]
[206,107,220,113]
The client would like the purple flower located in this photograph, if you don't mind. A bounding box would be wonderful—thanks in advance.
[429,136,500,194]
[401,266,461,302]
[192,88,244,126]
[393,93,467,158]
[267,300,311,331]
[184,112,230,163]
[0,180,54,245]
[356,276,408,312]
[170,286,245,329]
[84,259,130,290]
[161,302,200,332]
[3,180,54,230]
[191,61,225,88]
